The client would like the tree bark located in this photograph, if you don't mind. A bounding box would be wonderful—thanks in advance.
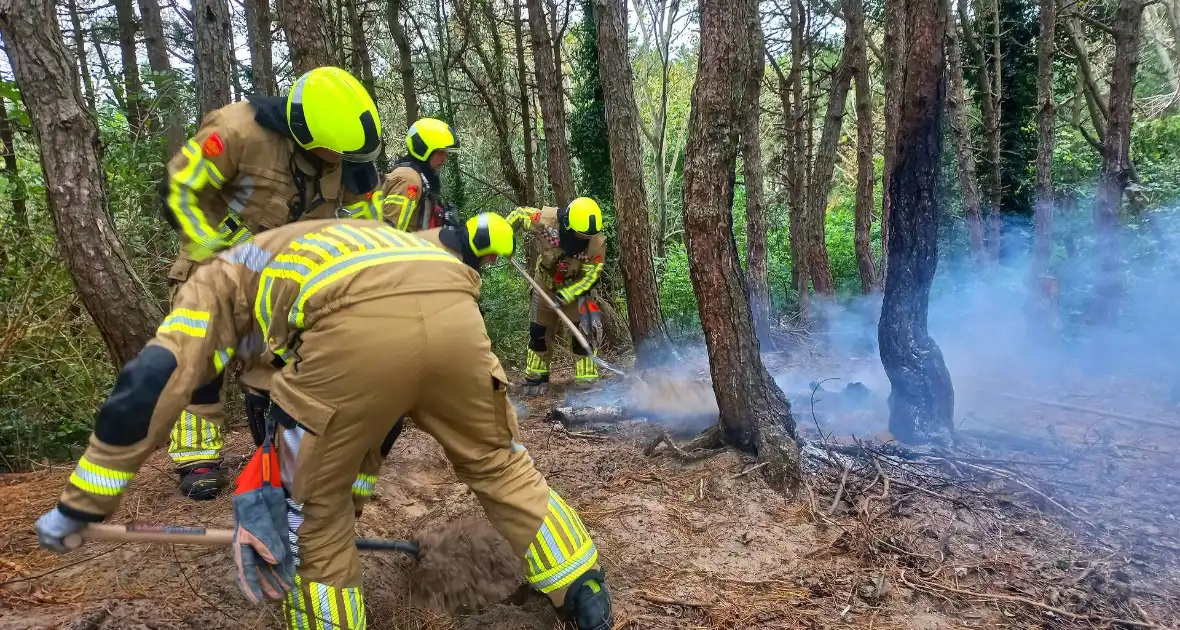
[280,0,337,75]
[847,0,876,293]
[515,0,537,206]
[958,0,1001,260]
[194,0,233,121]
[65,0,96,111]
[784,0,811,313]
[881,0,907,279]
[945,0,986,261]
[0,0,163,366]
[683,0,799,483]
[1032,0,1055,282]
[592,0,672,363]
[742,17,771,338]
[388,0,419,126]
[244,0,276,95]
[805,50,852,297]
[878,0,955,445]
[138,0,185,156]
[1094,0,1145,312]
[0,96,28,237]
[527,0,576,207]
[113,0,147,135]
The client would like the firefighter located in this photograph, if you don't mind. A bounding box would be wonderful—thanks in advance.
[378,118,460,231]
[507,198,607,395]
[162,66,384,500]
[34,219,614,630]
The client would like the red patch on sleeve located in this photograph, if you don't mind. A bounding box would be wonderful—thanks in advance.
[406,185,419,200]
[592,254,604,265]
[201,133,224,157]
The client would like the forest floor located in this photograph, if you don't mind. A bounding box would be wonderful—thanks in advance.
[1,346,1179,629]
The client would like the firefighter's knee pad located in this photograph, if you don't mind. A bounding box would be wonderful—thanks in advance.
[243,389,271,447]
[528,323,548,351]
[560,569,613,630]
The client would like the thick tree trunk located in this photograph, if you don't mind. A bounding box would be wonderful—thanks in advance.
[0,96,28,237]
[881,0,907,279]
[388,0,419,126]
[1032,0,1055,281]
[194,0,233,121]
[66,0,96,111]
[280,0,337,75]
[113,0,147,135]
[805,51,853,297]
[244,0,276,95]
[592,0,672,363]
[527,0,576,208]
[743,22,771,339]
[959,0,1001,260]
[515,0,536,206]
[0,0,164,366]
[879,0,955,445]
[1094,0,1145,312]
[945,0,986,261]
[138,0,185,156]
[683,0,799,483]
[847,0,876,293]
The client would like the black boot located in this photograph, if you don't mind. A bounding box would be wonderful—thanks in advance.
[178,463,222,500]
[559,569,613,630]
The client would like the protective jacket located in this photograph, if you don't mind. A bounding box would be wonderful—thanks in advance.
[521,207,606,304]
[165,99,383,272]
[379,156,442,231]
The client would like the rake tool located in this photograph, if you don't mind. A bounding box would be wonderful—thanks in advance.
[63,522,420,556]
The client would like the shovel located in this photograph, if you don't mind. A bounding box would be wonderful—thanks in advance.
[63,522,420,556]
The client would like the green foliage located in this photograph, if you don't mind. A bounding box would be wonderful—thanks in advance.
[569,0,614,203]
[478,261,532,366]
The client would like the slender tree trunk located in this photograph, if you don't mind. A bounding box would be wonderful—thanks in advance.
[785,0,810,313]
[244,0,276,95]
[743,20,771,338]
[878,0,955,445]
[138,0,185,156]
[1094,0,1145,314]
[0,96,28,237]
[515,0,536,206]
[388,0,418,126]
[113,0,147,135]
[847,0,877,293]
[527,0,576,207]
[194,0,233,121]
[92,30,127,112]
[66,0,96,111]
[0,0,164,366]
[346,0,380,164]
[280,0,337,74]
[987,0,1003,257]
[882,0,907,280]
[1032,0,1056,282]
[959,0,1001,260]
[805,51,852,297]
[683,0,799,483]
[945,0,986,261]
[592,0,672,363]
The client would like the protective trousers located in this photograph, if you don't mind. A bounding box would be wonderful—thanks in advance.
[525,287,599,384]
[271,292,599,630]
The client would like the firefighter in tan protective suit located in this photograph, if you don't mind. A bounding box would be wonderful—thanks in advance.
[163,67,385,500]
[508,198,608,394]
[376,118,460,231]
[34,219,614,630]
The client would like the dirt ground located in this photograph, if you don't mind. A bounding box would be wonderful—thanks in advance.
[1,349,1179,629]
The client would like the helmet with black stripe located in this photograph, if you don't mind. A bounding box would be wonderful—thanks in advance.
[466,212,514,259]
[285,67,382,193]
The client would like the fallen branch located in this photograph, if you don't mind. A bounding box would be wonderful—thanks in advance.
[900,572,1166,629]
[958,462,1096,529]
[828,464,851,516]
[638,591,711,608]
[997,393,1180,432]
[731,462,769,479]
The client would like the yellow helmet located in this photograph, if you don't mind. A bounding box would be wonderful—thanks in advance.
[565,197,604,235]
[467,213,515,258]
[407,118,459,161]
[286,67,382,163]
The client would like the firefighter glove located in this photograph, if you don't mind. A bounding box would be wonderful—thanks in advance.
[440,202,461,228]
[232,445,294,603]
[34,508,87,553]
[577,296,604,349]
[507,207,539,230]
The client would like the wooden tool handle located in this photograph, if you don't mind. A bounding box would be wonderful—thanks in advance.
[510,259,597,357]
[64,523,233,550]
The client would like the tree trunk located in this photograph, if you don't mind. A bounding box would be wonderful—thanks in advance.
[527,0,576,208]
[515,0,536,206]
[987,0,1003,257]
[1032,0,1055,282]
[805,50,852,297]
[785,0,811,314]
[280,0,337,75]
[743,19,771,338]
[945,0,986,261]
[847,0,876,293]
[138,0,185,155]
[878,0,955,445]
[592,0,673,364]
[65,0,96,111]
[113,0,147,135]
[683,0,799,484]
[959,0,1001,260]
[0,96,28,237]
[388,0,418,126]
[194,0,233,121]
[881,0,907,280]
[244,0,276,95]
[92,29,127,112]
[0,0,164,366]
[1094,0,1145,313]
[346,0,379,163]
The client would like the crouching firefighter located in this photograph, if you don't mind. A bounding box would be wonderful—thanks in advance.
[507,197,607,395]
[161,66,384,500]
[34,219,614,630]
[375,117,461,231]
